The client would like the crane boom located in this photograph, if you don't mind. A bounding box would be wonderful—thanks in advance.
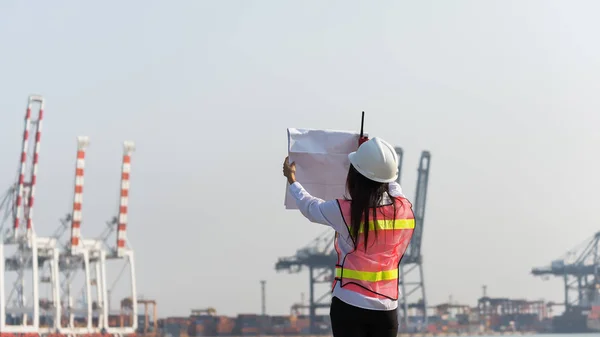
[405,151,431,262]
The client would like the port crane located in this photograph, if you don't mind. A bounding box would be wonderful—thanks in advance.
[275,229,335,334]
[398,150,431,330]
[276,148,433,332]
[0,95,139,337]
[531,231,600,312]
[0,95,56,334]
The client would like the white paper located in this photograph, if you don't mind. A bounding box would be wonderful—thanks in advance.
[285,128,362,209]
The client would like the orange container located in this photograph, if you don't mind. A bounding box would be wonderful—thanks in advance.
[216,316,235,335]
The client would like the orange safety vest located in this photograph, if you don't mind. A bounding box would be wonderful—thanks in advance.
[333,197,415,300]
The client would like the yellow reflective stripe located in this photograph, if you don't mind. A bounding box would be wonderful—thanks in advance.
[357,218,415,233]
[335,267,398,282]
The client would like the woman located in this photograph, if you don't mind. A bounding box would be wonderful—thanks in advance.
[282,137,415,337]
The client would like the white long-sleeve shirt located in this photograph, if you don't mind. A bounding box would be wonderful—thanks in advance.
[287,181,407,311]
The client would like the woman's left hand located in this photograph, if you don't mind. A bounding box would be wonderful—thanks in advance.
[283,156,296,184]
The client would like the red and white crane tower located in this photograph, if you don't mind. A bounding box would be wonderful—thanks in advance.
[0,95,140,337]
[55,136,107,335]
[55,139,139,336]
[99,141,138,335]
[0,95,62,334]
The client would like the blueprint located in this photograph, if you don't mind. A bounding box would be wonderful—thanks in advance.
[284,127,362,209]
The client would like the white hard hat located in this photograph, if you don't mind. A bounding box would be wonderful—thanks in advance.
[348,137,398,183]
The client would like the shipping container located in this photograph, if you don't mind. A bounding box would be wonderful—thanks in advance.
[215,316,235,335]
[233,314,266,336]
[425,323,437,333]
[188,315,217,336]
[108,314,119,327]
[137,313,156,333]
[313,314,331,334]
[296,315,310,334]
[162,317,190,337]
[268,315,301,335]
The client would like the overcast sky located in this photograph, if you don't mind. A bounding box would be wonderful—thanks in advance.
[1,0,600,317]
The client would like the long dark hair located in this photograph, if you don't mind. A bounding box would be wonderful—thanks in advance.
[345,164,395,251]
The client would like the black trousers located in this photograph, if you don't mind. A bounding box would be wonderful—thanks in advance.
[329,296,398,337]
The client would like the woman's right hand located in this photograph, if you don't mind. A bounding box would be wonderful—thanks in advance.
[283,156,296,184]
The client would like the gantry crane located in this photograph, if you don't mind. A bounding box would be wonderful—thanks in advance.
[0,95,60,334]
[398,150,431,330]
[275,148,433,333]
[531,231,600,312]
[275,229,336,334]
[119,297,157,336]
[1,95,140,337]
